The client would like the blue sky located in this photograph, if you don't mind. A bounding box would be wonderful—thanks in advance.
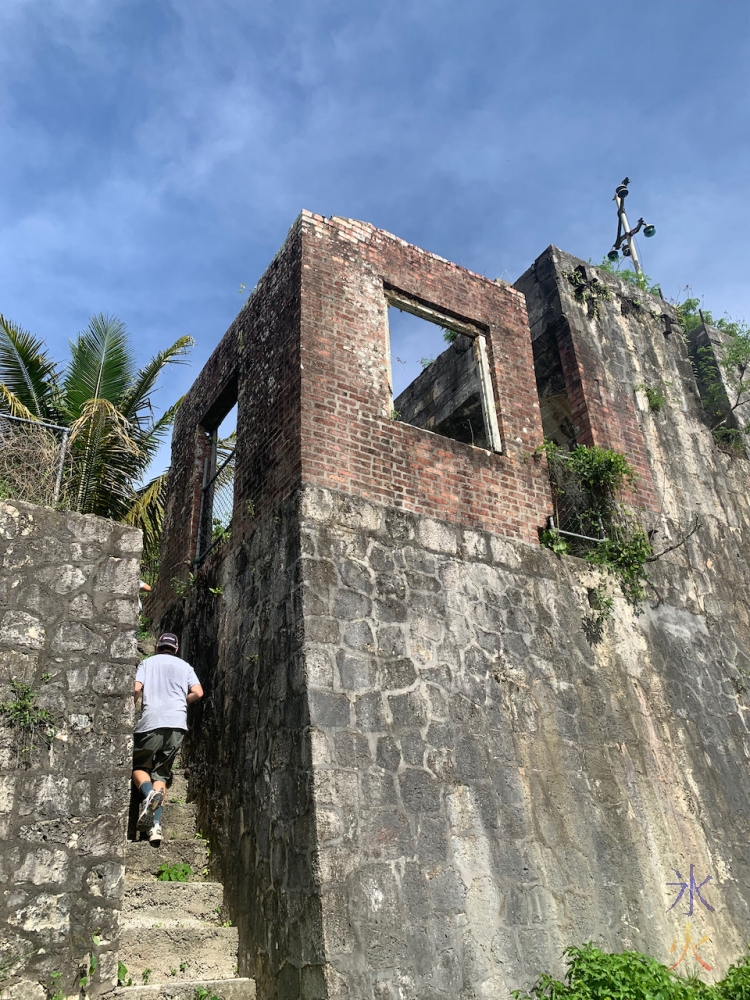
[1,1,749,476]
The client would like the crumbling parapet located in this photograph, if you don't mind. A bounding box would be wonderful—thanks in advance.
[0,501,140,1000]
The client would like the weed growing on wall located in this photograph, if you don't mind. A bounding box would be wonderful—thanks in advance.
[635,382,668,413]
[0,677,56,762]
[564,266,611,319]
[593,257,663,297]
[540,442,651,628]
[677,297,750,455]
[511,942,750,999]
[171,573,195,598]
[117,962,133,987]
[195,987,225,1000]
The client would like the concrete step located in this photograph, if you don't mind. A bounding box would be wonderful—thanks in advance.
[165,770,190,803]
[160,801,199,841]
[112,979,255,1000]
[123,880,224,925]
[119,927,239,983]
[126,839,209,881]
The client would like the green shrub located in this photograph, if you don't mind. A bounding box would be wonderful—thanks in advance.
[156,862,193,882]
[512,943,750,1000]
[540,443,650,617]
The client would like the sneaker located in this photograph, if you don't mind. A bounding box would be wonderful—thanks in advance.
[149,822,163,844]
[137,789,164,830]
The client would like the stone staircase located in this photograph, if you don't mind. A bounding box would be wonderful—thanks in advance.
[116,769,255,1000]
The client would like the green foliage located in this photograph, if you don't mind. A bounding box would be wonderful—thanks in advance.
[117,961,133,987]
[390,408,401,420]
[635,382,667,413]
[539,528,569,556]
[419,357,435,369]
[588,517,652,605]
[565,267,611,319]
[141,969,152,985]
[0,678,56,760]
[195,987,224,1000]
[137,615,153,641]
[540,442,650,613]
[676,297,750,339]
[49,970,65,1000]
[442,328,458,344]
[543,439,635,497]
[512,943,750,999]
[0,312,192,571]
[593,258,662,297]
[156,861,193,882]
[208,585,223,596]
[171,573,195,598]
[211,518,231,544]
[686,300,750,449]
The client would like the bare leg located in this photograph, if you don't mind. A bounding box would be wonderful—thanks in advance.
[133,770,166,797]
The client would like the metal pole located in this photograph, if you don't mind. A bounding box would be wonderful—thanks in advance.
[614,193,642,274]
[52,428,70,507]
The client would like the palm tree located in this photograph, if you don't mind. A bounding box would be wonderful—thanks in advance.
[0,312,192,570]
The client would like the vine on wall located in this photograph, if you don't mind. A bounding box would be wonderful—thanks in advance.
[539,442,651,639]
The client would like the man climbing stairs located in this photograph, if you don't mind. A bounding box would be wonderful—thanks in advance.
[116,768,255,1000]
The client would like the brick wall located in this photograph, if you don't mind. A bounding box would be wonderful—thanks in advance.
[153,213,552,619]
[298,214,551,544]
[154,224,303,616]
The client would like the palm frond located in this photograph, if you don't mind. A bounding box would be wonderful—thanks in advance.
[0,314,60,418]
[132,396,184,463]
[66,398,143,516]
[119,336,194,422]
[63,314,134,419]
[125,471,168,562]
[0,384,41,421]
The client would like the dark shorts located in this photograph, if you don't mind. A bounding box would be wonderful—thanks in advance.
[132,728,185,783]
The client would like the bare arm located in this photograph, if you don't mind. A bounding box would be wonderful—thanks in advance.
[187,683,203,705]
[134,680,143,706]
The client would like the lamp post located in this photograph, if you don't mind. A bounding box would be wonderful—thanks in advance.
[607,177,655,275]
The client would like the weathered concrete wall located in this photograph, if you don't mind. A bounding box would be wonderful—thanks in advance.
[0,500,140,999]
[163,495,322,1000]
[295,485,750,997]
[175,479,750,999]
[687,321,750,458]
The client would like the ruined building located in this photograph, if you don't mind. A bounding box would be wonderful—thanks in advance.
[3,213,750,1000]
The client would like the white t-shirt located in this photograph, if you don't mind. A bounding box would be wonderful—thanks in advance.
[134,653,200,733]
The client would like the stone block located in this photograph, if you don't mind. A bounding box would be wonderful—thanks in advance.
[0,611,45,650]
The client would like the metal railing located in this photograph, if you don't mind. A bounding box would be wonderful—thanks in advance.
[0,413,70,507]
[547,514,606,547]
[195,445,235,565]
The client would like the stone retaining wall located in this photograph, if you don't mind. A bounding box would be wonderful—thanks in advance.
[0,500,140,1000]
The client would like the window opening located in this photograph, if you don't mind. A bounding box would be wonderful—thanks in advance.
[386,292,501,452]
[531,327,576,449]
[195,401,237,565]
